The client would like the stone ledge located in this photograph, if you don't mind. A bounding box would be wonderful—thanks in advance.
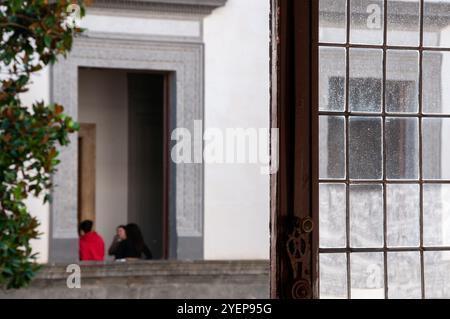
[39,260,270,279]
[0,260,270,299]
[91,0,228,15]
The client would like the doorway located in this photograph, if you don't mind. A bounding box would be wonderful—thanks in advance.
[78,68,169,259]
[128,73,169,260]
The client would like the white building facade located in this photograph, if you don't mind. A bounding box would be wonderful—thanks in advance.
[22,0,270,263]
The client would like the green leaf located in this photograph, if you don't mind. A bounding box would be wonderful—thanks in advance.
[43,35,52,48]
[0,0,85,289]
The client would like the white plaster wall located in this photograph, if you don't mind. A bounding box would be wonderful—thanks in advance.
[80,13,201,38]
[20,67,51,264]
[78,69,129,258]
[203,0,271,259]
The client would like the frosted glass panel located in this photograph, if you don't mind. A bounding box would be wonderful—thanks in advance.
[319,0,347,43]
[386,184,420,247]
[385,117,419,180]
[424,251,450,298]
[387,0,420,46]
[320,254,347,299]
[320,184,346,248]
[350,0,384,45]
[423,0,450,48]
[351,253,384,299]
[423,184,450,246]
[388,252,421,299]
[386,50,419,114]
[423,118,450,180]
[319,47,346,112]
[320,116,346,179]
[350,184,383,248]
[349,117,382,180]
[349,49,383,113]
[318,0,450,299]
[423,51,450,114]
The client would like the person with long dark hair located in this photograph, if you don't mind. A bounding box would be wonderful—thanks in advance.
[114,223,153,260]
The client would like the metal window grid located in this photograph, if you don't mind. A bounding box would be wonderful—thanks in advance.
[318,0,450,299]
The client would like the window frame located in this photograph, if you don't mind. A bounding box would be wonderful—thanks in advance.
[270,0,319,299]
[272,0,450,299]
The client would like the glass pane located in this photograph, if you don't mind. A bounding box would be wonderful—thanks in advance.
[320,116,346,179]
[349,49,383,113]
[424,251,450,298]
[386,50,419,113]
[350,184,383,248]
[320,184,346,248]
[349,117,382,180]
[424,0,450,48]
[385,117,419,180]
[319,47,346,112]
[423,184,450,246]
[351,252,384,299]
[387,252,421,299]
[423,51,450,114]
[423,118,450,180]
[320,253,348,299]
[319,0,347,43]
[350,0,384,45]
[318,0,450,300]
[387,0,420,46]
[386,184,420,247]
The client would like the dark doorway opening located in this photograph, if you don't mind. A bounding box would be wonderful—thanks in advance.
[128,73,169,260]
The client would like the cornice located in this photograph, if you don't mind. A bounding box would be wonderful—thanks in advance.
[91,0,227,16]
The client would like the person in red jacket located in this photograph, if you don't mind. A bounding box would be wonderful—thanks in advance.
[79,220,105,261]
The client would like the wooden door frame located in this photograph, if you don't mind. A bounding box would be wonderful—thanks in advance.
[270,0,319,299]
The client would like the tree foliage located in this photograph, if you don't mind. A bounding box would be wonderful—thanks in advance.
[0,0,86,289]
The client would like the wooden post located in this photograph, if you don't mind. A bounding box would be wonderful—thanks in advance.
[270,0,318,299]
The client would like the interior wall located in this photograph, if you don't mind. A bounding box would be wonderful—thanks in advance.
[203,0,271,259]
[79,68,128,258]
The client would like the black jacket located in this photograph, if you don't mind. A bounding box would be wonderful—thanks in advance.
[114,239,153,260]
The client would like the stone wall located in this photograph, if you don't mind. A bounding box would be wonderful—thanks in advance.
[0,260,269,299]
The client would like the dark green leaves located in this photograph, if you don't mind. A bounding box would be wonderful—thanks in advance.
[0,0,86,289]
